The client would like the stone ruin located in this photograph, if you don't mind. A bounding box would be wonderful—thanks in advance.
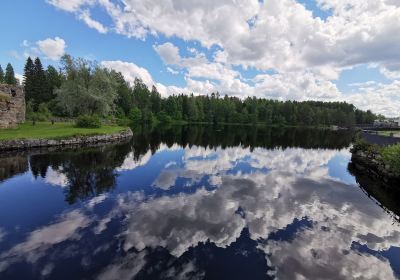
[0,84,25,128]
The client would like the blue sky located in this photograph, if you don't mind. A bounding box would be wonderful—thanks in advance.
[1,0,399,116]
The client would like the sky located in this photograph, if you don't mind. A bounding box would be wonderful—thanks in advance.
[0,0,399,117]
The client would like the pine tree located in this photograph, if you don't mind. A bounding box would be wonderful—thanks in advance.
[23,57,35,102]
[4,63,17,85]
[0,64,4,83]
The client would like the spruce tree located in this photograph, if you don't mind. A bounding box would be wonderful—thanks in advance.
[4,63,17,85]
[46,65,62,99]
[23,57,35,102]
[33,57,48,107]
[0,64,4,83]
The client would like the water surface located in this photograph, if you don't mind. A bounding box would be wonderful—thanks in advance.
[0,125,399,280]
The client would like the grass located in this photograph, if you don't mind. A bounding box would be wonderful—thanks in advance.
[0,122,128,141]
[377,131,400,138]
[382,144,400,176]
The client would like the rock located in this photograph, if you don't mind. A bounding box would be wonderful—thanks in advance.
[0,84,25,129]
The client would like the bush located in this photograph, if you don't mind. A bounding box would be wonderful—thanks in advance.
[75,115,101,128]
[128,107,142,124]
[350,139,380,154]
[157,111,172,123]
[381,144,400,175]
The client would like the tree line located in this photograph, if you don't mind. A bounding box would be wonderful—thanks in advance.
[0,63,18,85]
[16,54,377,126]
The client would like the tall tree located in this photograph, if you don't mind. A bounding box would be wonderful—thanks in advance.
[46,65,63,100]
[0,64,4,83]
[56,55,118,116]
[4,63,17,85]
[33,57,49,106]
[23,57,35,102]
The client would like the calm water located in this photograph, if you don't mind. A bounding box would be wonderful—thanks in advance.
[0,125,399,280]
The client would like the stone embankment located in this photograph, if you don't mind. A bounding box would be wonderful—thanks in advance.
[351,149,398,185]
[0,128,133,151]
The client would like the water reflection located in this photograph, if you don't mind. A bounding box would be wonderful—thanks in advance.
[0,125,399,280]
[29,144,131,204]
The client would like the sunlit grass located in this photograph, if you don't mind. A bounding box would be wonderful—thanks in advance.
[0,122,127,141]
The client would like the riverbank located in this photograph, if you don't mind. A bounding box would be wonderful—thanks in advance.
[0,122,133,151]
[350,140,400,187]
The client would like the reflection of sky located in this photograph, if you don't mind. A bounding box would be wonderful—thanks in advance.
[0,144,399,279]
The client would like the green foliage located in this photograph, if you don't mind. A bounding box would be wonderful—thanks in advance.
[157,111,172,123]
[350,139,380,154]
[4,63,17,85]
[128,107,142,124]
[56,55,117,117]
[46,65,63,99]
[382,144,400,175]
[75,115,102,128]
[0,64,4,83]
[16,54,378,128]
[24,57,35,103]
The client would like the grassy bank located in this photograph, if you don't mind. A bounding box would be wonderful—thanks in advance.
[377,131,400,138]
[352,139,400,176]
[0,122,127,141]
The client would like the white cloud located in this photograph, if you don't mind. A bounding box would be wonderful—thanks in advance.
[46,0,93,12]
[166,67,179,75]
[36,37,66,60]
[78,10,108,34]
[101,60,155,88]
[153,43,181,65]
[46,0,400,115]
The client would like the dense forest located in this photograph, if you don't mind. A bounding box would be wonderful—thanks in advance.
[1,55,377,127]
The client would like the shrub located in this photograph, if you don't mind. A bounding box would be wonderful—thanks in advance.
[75,115,101,128]
[157,111,172,123]
[128,107,142,124]
[381,144,400,175]
[350,139,380,154]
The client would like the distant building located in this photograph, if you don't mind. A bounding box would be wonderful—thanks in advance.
[373,118,400,128]
[0,84,25,128]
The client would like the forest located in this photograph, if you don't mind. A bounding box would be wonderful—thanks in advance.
[0,55,377,127]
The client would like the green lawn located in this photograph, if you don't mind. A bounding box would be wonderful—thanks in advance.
[377,131,400,138]
[0,122,128,141]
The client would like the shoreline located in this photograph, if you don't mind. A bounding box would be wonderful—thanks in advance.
[0,128,133,151]
[350,147,399,187]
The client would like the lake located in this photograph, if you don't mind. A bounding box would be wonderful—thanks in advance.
[0,125,399,280]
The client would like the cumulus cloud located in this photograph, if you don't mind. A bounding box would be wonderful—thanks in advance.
[154,43,181,65]
[46,0,400,116]
[36,37,66,60]
[1,143,400,278]
[0,210,90,272]
[101,60,155,88]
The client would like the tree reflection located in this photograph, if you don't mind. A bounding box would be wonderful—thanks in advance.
[1,125,355,204]
[132,124,355,152]
[0,153,28,182]
[29,143,131,204]
[348,162,400,221]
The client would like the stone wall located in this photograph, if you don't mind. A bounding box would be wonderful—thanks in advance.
[0,84,25,128]
[0,128,133,151]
